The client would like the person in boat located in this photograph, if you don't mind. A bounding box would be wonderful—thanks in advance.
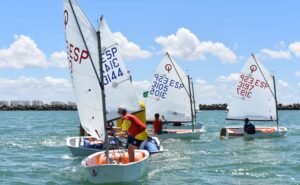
[244,118,256,134]
[153,113,164,135]
[115,107,148,162]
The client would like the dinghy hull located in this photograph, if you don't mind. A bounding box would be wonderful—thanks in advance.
[150,129,203,140]
[220,126,288,139]
[67,136,163,156]
[82,149,149,183]
[66,136,103,157]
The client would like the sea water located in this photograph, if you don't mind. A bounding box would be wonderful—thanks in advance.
[0,111,299,185]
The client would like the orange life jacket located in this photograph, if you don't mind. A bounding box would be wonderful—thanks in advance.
[123,114,146,136]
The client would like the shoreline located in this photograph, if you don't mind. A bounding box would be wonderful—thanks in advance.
[0,103,300,111]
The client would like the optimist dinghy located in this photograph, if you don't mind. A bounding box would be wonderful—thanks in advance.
[220,54,288,139]
[64,0,162,156]
[145,53,204,140]
[64,0,149,183]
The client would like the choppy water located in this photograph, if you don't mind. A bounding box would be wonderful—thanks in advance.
[0,111,299,185]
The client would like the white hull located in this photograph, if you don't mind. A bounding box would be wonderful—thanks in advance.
[150,129,203,140]
[66,136,103,157]
[82,149,149,183]
[220,126,288,139]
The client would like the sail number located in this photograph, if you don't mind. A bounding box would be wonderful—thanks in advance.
[66,40,89,64]
[102,47,124,86]
[236,74,269,98]
[149,74,184,99]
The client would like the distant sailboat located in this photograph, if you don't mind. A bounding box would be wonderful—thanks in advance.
[145,52,204,139]
[64,0,149,183]
[220,54,288,139]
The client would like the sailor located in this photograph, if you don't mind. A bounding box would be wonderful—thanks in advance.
[153,113,163,135]
[115,107,148,162]
[244,118,256,134]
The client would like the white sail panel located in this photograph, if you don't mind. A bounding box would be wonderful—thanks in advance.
[64,0,105,139]
[99,17,141,120]
[146,53,192,122]
[227,56,277,121]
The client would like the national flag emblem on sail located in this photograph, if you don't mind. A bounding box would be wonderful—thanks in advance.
[143,91,149,98]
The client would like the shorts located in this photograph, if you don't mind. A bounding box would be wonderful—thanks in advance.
[127,135,143,148]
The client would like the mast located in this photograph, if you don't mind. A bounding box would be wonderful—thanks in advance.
[272,75,279,130]
[187,75,195,132]
[97,17,109,164]
[191,79,196,131]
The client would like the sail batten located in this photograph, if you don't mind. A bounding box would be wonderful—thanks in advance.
[227,55,277,121]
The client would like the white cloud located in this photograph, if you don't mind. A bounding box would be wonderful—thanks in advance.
[278,80,291,89]
[194,78,230,104]
[259,49,291,60]
[0,76,73,103]
[155,27,237,63]
[113,32,151,60]
[0,35,68,69]
[295,71,300,77]
[289,42,300,58]
[49,51,68,68]
[0,35,48,69]
[216,73,239,83]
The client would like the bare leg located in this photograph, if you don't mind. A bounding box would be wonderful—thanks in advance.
[128,144,136,162]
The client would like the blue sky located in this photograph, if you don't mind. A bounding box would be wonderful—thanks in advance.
[0,0,299,104]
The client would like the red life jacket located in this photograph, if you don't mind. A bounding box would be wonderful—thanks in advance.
[123,114,146,136]
[153,119,162,134]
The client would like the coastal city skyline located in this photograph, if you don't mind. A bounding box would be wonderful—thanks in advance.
[0,0,300,104]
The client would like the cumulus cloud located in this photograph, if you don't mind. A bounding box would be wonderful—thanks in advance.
[216,73,239,83]
[278,80,291,89]
[155,27,237,63]
[49,51,68,68]
[289,42,300,58]
[0,35,48,69]
[0,35,67,69]
[259,49,291,60]
[194,78,231,104]
[113,32,151,60]
[0,76,73,102]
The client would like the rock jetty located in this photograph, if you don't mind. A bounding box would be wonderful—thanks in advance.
[0,104,77,111]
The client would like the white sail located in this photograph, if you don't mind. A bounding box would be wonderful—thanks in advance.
[146,53,192,122]
[64,0,105,139]
[227,55,277,121]
[99,17,141,120]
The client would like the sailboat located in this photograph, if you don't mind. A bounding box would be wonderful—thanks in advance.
[220,54,288,139]
[145,52,204,140]
[65,3,162,156]
[64,0,149,183]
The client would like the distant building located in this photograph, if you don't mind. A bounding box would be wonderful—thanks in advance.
[32,100,44,106]
[51,101,67,106]
[10,100,31,106]
[67,101,76,106]
[0,101,9,106]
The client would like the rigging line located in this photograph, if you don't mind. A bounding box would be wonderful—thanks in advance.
[166,52,191,98]
[68,0,104,92]
[251,53,276,99]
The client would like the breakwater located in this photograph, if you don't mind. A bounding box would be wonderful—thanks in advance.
[0,104,77,111]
